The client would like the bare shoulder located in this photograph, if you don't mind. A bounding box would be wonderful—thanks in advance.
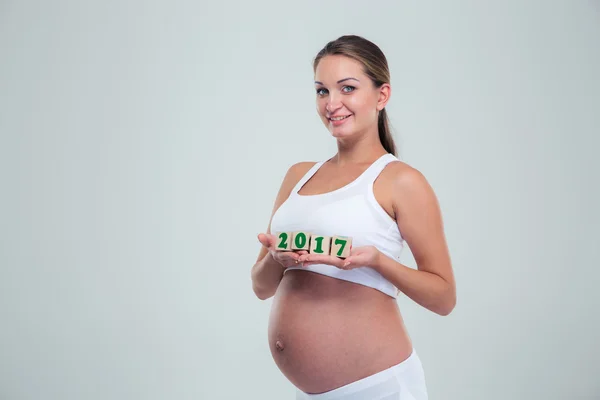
[378,160,441,221]
[288,161,318,178]
[378,160,428,191]
[280,161,317,191]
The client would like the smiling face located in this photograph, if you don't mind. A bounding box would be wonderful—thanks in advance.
[314,55,388,139]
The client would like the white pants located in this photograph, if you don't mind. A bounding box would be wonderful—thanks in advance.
[295,349,428,400]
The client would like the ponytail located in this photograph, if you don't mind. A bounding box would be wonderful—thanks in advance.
[378,108,396,156]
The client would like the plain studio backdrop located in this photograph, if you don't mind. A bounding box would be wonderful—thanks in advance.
[1,1,599,399]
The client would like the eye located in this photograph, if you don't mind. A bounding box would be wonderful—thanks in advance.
[342,85,355,93]
[316,87,328,96]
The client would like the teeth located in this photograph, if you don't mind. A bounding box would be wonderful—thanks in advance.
[331,115,350,121]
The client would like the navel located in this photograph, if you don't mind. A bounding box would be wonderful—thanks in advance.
[275,340,285,351]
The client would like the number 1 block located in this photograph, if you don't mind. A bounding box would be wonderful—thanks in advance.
[309,234,331,255]
[275,232,293,251]
[330,236,352,258]
[291,231,311,251]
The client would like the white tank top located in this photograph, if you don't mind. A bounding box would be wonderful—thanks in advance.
[270,153,405,298]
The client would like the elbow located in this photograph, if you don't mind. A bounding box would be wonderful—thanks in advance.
[436,302,455,316]
[255,290,275,301]
[254,290,271,301]
[251,269,268,300]
[250,267,279,300]
[252,283,266,300]
[252,283,274,301]
[435,290,456,316]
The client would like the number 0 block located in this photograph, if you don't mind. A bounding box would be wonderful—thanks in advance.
[309,234,331,255]
[330,236,352,258]
[275,232,293,251]
[291,231,311,251]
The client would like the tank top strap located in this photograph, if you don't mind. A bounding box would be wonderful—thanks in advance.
[360,153,399,185]
[290,160,326,195]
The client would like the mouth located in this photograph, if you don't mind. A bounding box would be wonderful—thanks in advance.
[328,114,353,126]
[328,114,352,121]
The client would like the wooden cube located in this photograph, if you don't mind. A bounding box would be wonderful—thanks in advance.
[309,234,331,255]
[274,232,293,251]
[330,236,352,258]
[291,231,311,251]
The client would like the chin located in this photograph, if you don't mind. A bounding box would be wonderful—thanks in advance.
[329,127,355,138]
[330,131,349,138]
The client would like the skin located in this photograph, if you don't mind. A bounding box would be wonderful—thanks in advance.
[250,54,456,394]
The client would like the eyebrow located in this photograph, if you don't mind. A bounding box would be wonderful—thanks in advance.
[314,77,360,85]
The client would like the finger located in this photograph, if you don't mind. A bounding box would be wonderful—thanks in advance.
[277,251,299,260]
[257,233,274,248]
[317,254,346,267]
[301,254,346,268]
[343,256,356,265]
[257,233,266,245]
[266,233,279,248]
[272,253,301,268]
[299,254,329,263]
[297,253,311,263]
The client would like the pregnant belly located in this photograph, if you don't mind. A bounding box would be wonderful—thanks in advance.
[267,270,413,394]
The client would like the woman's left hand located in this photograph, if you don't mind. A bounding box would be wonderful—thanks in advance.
[297,246,381,270]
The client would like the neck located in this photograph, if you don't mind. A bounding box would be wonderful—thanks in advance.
[332,130,388,166]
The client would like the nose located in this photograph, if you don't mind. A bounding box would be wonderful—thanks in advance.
[326,98,342,114]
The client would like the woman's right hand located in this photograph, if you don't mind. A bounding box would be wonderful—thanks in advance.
[257,233,308,268]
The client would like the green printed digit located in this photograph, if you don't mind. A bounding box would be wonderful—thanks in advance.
[294,232,307,248]
[334,238,347,257]
[313,237,324,253]
[278,232,288,249]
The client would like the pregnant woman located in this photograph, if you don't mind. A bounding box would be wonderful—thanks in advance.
[251,35,456,399]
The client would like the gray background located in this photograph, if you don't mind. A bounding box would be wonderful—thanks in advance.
[1,1,599,399]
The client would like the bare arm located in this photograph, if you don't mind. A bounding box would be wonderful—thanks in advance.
[374,164,456,315]
[251,245,285,300]
[251,162,316,300]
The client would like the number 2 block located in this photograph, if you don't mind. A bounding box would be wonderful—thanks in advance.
[309,235,331,255]
[291,231,311,251]
[275,232,293,251]
[330,236,352,258]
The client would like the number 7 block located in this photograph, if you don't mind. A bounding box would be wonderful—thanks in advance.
[330,236,352,258]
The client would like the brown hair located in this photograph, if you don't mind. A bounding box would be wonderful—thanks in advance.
[313,35,397,156]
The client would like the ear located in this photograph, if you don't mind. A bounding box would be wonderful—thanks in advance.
[376,83,391,111]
